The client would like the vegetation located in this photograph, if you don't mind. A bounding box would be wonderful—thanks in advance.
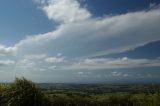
[0,78,50,106]
[0,78,160,106]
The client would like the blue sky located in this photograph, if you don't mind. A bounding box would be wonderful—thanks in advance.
[0,0,160,83]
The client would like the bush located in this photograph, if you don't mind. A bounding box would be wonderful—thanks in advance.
[3,78,50,106]
[0,84,8,105]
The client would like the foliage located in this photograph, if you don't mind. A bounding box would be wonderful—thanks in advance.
[0,78,160,106]
[0,84,8,105]
[2,78,50,106]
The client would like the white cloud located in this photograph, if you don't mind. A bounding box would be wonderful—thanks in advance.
[24,54,47,60]
[15,55,160,72]
[0,60,15,66]
[67,57,160,70]
[40,0,91,23]
[45,56,64,63]
[0,44,16,56]
[111,71,130,77]
[11,3,160,58]
[14,54,66,73]
[0,1,159,58]
[13,54,160,73]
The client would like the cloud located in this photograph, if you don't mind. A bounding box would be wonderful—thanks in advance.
[0,0,160,82]
[15,54,160,72]
[39,0,91,23]
[24,54,47,60]
[0,60,15,66]
[7,53,160,82]
[112,71,123,77]
[67,57,160,70]
[45,57,64,63]
[14,54,66,72]
[0,44,16,56]
[11,1,160,58]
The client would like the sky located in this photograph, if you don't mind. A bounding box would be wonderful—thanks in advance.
[0,0,160,83]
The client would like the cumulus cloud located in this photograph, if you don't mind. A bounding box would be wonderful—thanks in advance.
[0,44,16,56]
[11,1,160,58]
[0,1,159,58]
[39,0,91,23]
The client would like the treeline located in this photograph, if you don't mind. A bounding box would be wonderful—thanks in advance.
[0,78,160,106]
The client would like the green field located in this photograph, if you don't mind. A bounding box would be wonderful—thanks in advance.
[1,78,160,106]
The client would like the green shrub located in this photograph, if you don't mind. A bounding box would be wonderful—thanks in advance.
[3,78,50,106]
[0,84,8,105]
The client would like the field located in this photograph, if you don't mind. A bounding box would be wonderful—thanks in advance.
[1,78,160,106]
[40,84,160,106]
